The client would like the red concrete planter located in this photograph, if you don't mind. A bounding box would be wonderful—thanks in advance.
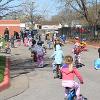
[0,57,10,92]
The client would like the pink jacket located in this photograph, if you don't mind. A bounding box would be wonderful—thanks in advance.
[60,67,83,83]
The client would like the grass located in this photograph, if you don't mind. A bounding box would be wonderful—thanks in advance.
[0,56,6,83]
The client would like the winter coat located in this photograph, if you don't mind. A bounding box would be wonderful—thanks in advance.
[51,48,64,64]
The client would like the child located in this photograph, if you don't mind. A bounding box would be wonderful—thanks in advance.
[98,47,100,58]
[31,39,38,62]
[72,37,81,64]
[54,38,63,51]
[94,47,100,70]
[36,42,45,68]
[24,37,28,47]
[46,33,52,49]
[60,55,84,100]
[80,39,87,51]
[37,36,44,47]
[10,35,15,48]
[28,34,32,47]
[50,46,64,78]
[16,35,21,47]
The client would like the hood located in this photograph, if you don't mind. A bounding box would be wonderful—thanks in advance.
[56,45,62,50]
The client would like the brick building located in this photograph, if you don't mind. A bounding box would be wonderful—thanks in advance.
[0,20,20,36]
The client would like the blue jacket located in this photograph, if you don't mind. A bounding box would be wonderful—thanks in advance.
[51,48,64,64]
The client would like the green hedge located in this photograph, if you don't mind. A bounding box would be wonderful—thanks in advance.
[0,38,7,48]
[0,56,6,83]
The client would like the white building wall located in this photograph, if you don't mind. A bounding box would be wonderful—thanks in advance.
[42,25,60,30]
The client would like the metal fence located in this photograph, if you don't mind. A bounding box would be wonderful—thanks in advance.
[58,25,100,41]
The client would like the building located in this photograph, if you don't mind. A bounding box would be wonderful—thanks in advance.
[0,20,20,36]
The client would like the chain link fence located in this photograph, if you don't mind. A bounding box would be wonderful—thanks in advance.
[58,25,100,41]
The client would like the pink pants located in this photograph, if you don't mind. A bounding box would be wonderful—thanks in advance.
[62,80,80,100]
[17,41,21,46]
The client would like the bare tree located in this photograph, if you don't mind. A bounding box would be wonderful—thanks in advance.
[58,0,100,25]
[21,0,49,29]
[22,0,42,29]
[0,0,21,19]
[21,0,37,29]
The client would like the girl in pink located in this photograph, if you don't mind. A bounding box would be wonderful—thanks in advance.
[60,55,84,100]
[24,37,28,47]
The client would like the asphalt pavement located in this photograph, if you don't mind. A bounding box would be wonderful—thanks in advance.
[0,42,100,100]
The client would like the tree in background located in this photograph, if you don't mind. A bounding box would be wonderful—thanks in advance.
[57,0,100,40]
[0,0,21,19]
[58,0,100,25]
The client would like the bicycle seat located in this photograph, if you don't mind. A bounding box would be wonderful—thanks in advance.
[65,87,74,91]
[66,87,72,89]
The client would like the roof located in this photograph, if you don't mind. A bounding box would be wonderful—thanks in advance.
[0,20,20,24]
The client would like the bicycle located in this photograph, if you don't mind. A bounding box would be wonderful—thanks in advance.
[65,87,87,100]
[65,87,76,100]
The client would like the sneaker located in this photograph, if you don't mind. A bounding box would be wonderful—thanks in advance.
[58,75,62,79]
[79,95,88,100]
[54,75,59,79]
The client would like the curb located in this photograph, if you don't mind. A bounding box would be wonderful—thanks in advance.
[0,57,10,92]
[0,74,29,100]
[67,41,99,49]
[88,44,99,49]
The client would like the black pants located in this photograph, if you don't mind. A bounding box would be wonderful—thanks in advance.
[99,53,100,58]
[55,64,62,78]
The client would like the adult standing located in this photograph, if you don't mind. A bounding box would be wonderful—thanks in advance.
[14,31,19,40]
[4,28,9,42]
[20,30,24,43]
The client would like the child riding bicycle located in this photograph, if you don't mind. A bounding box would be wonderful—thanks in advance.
[72,37,84,65]
[60,55,84,100]
[50,46,64,78]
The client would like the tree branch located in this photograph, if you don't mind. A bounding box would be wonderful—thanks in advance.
[1,0,15,7]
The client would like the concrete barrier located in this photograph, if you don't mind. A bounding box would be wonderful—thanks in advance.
[0,57,10,92]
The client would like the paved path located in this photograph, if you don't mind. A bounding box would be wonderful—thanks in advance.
[0,42,100,100]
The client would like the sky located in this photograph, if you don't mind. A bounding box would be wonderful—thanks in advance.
[0,0,60,19]
[10,0,60,19]
[36,0,59,16]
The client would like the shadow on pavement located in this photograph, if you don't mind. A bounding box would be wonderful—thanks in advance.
[10,58,35,78]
